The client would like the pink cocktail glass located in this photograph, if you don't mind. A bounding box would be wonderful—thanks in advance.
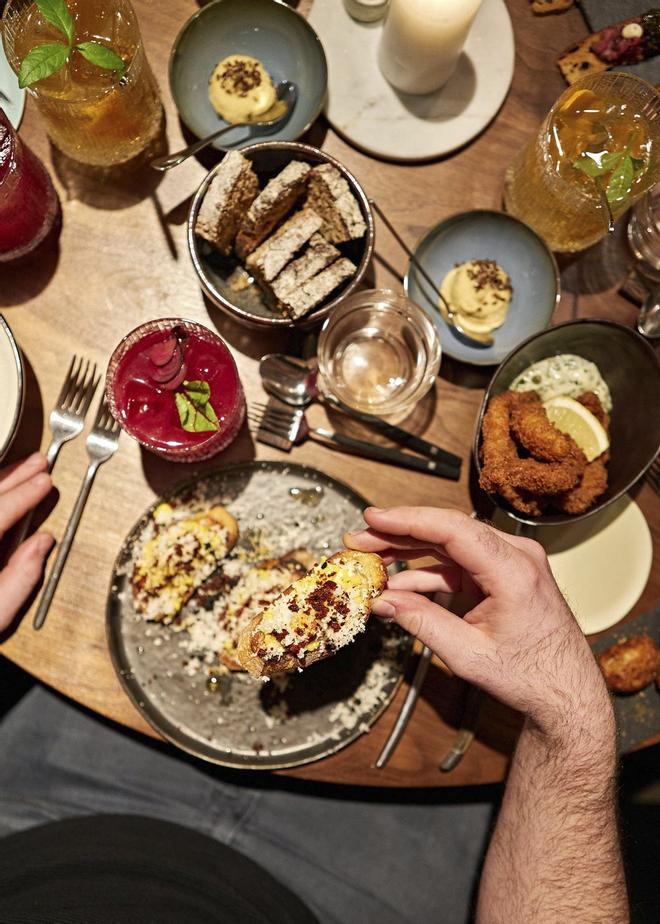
[0,107,59,262]
[106,319,246,462]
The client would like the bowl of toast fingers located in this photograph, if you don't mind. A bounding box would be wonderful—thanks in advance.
[188,142,374,329]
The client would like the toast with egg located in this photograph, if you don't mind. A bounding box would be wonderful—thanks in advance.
[236,550,387,679]
[132,504,238,624]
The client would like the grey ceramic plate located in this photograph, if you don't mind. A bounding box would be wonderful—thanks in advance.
[188,142,374,330]
[169,0,327,150]
[404,210,560,366]
[473,319,660,527]
[106,461,411,770]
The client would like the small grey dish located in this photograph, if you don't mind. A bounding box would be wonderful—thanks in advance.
[188,141,375,330]
[0,314,25,462]
[473,319,660,527]
[169,0,327,150]
[404,210,560,366]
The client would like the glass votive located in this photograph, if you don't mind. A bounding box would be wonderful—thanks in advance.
[628,183,660,281]
[106,318,245,462]
[317,288,441,419]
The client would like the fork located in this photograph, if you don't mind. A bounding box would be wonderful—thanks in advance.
[13,356,99,547]
[250,401,460,480]
[647,457,660,496]
[33,396,121,630]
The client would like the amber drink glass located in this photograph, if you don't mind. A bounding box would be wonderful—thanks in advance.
[504,73,660,253]
[2,0,161,166]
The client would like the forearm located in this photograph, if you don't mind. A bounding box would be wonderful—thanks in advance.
[477,702,628,924]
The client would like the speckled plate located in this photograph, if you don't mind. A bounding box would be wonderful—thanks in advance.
[106,461,411,770]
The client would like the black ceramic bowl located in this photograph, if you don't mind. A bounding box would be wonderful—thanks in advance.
[473,319,660,527]
[187,142,374,331]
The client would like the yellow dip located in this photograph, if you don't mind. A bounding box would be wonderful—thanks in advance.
[439,259,513,336]
[208,54,278,124]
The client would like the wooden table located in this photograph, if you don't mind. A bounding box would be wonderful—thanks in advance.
[1,0,658,787]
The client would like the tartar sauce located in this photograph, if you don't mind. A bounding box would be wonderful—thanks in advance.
[510,354,612,412]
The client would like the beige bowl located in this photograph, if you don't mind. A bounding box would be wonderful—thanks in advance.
[187,141,374,330]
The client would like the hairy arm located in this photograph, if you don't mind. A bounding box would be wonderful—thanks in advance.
[346,507,628,924]
[478,707,626,923]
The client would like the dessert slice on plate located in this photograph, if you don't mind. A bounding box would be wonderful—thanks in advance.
[237,549,387,678]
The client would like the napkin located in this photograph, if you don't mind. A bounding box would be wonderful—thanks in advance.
[578,0,660,84]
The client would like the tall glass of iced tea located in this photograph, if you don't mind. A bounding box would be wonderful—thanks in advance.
[504,73,660,253]
[2,0,162,166]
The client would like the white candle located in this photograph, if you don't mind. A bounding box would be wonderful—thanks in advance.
[378,0,482,95]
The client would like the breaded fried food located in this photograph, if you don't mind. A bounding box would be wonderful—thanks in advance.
[510,391,587,465]
[577,391,609,429]
[237,550,387,679]
[598,634,660,693]
[555,455,609,515]
[480,391,583,503]
[132,505,238,623]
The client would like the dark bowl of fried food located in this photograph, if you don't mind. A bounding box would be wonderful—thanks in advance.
[473,319,660,526]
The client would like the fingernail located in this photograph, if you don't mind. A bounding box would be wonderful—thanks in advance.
[34,533,55,554]
[32,473,51,489]
[373,600,396,619]
[26,452,45,466]
[345,528,365,537]
[365,506,384,514]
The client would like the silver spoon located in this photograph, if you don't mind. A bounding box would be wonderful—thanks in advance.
[369,199,494,348]
[638,287,660,339]
[259,353,462,469]
[151,80,297,171]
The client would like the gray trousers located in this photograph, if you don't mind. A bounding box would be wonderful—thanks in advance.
[0,686,495,924]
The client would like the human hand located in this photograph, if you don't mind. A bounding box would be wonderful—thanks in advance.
[0,454,54,632]
[345,506,611,741]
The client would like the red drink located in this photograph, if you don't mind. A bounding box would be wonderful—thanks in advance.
[0,108,59,262]
[106,319,246,462]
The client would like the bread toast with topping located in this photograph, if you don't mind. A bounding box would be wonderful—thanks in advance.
[132,505,238,624]
[236,549,387,679]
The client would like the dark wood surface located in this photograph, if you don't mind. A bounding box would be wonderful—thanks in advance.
[1,0,658,787]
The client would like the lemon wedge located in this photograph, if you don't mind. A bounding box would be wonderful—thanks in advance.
[543,396,609,462]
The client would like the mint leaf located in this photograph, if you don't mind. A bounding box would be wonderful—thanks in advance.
[18,42,70,88]
[76,41,125,78]
[175,381,219,433]
[36,0,74,45]
[606,153,634,204]
[573,151,623,178]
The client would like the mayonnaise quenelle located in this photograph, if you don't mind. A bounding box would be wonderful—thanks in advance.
[439,259,513,336]
[208,55,278,124]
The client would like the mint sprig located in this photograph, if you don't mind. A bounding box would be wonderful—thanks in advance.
[573,145,646,206]
[175,381,220,434]
[18,0,126,89]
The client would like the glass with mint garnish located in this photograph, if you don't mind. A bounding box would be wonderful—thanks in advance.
[504,73,660,252]
[2,0,161,166]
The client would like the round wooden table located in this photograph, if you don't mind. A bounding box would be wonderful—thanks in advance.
[1,0,658,787]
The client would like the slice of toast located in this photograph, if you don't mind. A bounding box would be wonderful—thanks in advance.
[270,233,340,305]
[194,151,259,256]
[305,164,366,244]
[132,505,238,623]
[277,257,356,319]
[558,12,660,84]
[236,549,387,679]
[245,207,323,285]
[235,160,311,259]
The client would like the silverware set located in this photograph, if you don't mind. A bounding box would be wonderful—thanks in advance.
[250,399,461,479]
[22,356,121,630]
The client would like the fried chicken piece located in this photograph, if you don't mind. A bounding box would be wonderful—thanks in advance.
[598,634,660,693]
[510,392,587,465]
[577,391,609,429]
[480,391,583,501]
[555,455,608,514]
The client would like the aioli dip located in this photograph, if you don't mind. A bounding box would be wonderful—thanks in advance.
[510,354,612,412]
[439,259,512,335]
[208,55,278,124]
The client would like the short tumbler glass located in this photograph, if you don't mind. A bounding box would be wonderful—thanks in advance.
[317,288,441,419]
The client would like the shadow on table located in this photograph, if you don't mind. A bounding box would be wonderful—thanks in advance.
[203,295,311,361]
[0,215,62,307]
[139,416,257,498]
[49,107,167,211]
[558,219,634,296]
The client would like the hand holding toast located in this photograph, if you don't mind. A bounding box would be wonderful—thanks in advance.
[346,506,612,741]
